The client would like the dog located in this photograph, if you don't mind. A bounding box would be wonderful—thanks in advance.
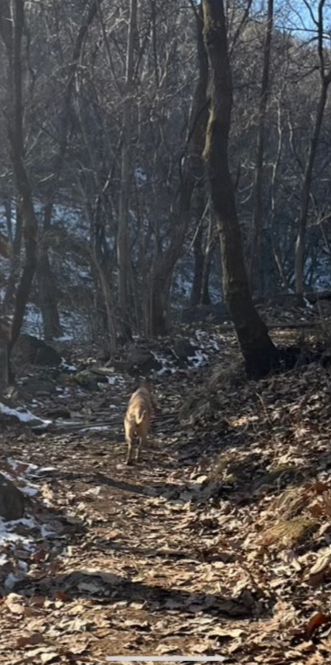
[124,381,156,465]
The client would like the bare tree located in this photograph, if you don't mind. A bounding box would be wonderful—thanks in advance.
[116,0,137,340]
[249,0,274,294]
[294,0,331,298]
[0,0,38,364]
[202,0,279,378]
[149,2,209,334]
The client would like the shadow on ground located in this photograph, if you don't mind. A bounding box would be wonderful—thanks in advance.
[14,568,274,620]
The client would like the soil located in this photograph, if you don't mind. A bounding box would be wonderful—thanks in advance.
[1,328,331,664]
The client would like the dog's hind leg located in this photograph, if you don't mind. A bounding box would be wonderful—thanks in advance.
[136,434,146,462]
[126,436,135,465]
[125,423,136,465]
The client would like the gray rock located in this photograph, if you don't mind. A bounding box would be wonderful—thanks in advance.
[172,340,197,361]
[126,347,162,373]
[12,335,62,367]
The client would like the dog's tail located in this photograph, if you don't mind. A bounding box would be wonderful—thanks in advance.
[136,409,146,424]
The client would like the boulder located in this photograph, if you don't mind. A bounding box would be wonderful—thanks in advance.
[12,334,62,367]
[126,347,162,373]
[21,377,57,396]
[172,340,197,361]
[0,473,24,521]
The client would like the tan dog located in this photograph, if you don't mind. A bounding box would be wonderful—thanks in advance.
[124,382,156,465]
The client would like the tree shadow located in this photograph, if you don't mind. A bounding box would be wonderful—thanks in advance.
[14,567,273,620]
[46,469,188,500]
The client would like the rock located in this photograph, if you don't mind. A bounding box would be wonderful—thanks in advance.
[126,347,162,373]
[45,407,71,419]
[21,377,57,396]
[181,302,229,324]
[172,340,197,361]
[12,335,62,367]
[0,473,25,521]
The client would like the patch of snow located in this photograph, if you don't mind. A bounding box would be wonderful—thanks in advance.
[0,403,52,426]
[188,350,209,368]
[33,466,57,475]
[40,525,58,538]
[7,459,38,474]
[107,375,126,385]
[0,516,38,549]
[56,334,74,342]
[60,360,77,372]
[81,425,110,433]
[20,484,39,497]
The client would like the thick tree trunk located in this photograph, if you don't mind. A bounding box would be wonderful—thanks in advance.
[202,0,278,379]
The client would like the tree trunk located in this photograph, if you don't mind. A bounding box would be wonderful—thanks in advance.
[3,205,23,311]
[117,0,137,340]
[0,0,39,358]
[0,320,10,393]
[190,222,205,306]
[294,80,330,298]
[149,3,208,335]
[190,186,207,306]
[38,1,103,339]
[201,238,216,305]
[202,0,278,379]
[37,253,62,340]
[249,0,274,295]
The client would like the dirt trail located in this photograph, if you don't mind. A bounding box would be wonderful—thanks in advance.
[2,355,331,664]
[1,375,251,663]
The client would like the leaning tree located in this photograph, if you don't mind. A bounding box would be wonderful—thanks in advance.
[202,0,279,378]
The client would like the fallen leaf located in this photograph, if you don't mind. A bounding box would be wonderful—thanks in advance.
[306,612,331,639]
[40,651,60,664]
[5,593,25,615]
[16,633,44,648]
[29,595,46,607]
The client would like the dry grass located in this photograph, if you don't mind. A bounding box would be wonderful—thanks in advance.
[258,515,319,548]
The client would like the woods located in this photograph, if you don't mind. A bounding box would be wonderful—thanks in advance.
[0,0,330,365]
[2,1,331,661]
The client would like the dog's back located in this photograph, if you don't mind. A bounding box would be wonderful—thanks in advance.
[124,384,154,464]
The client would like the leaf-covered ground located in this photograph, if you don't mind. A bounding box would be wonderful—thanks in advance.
[1,328,331,664]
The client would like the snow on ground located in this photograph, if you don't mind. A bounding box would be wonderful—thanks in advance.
[107,375,127,386]
[152,329,223,376]
[0,459,63,589]
[0,403,52,427]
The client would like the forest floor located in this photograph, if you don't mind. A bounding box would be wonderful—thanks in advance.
[1,327,331,664]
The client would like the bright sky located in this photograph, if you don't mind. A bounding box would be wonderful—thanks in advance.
[267,0,330,41]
